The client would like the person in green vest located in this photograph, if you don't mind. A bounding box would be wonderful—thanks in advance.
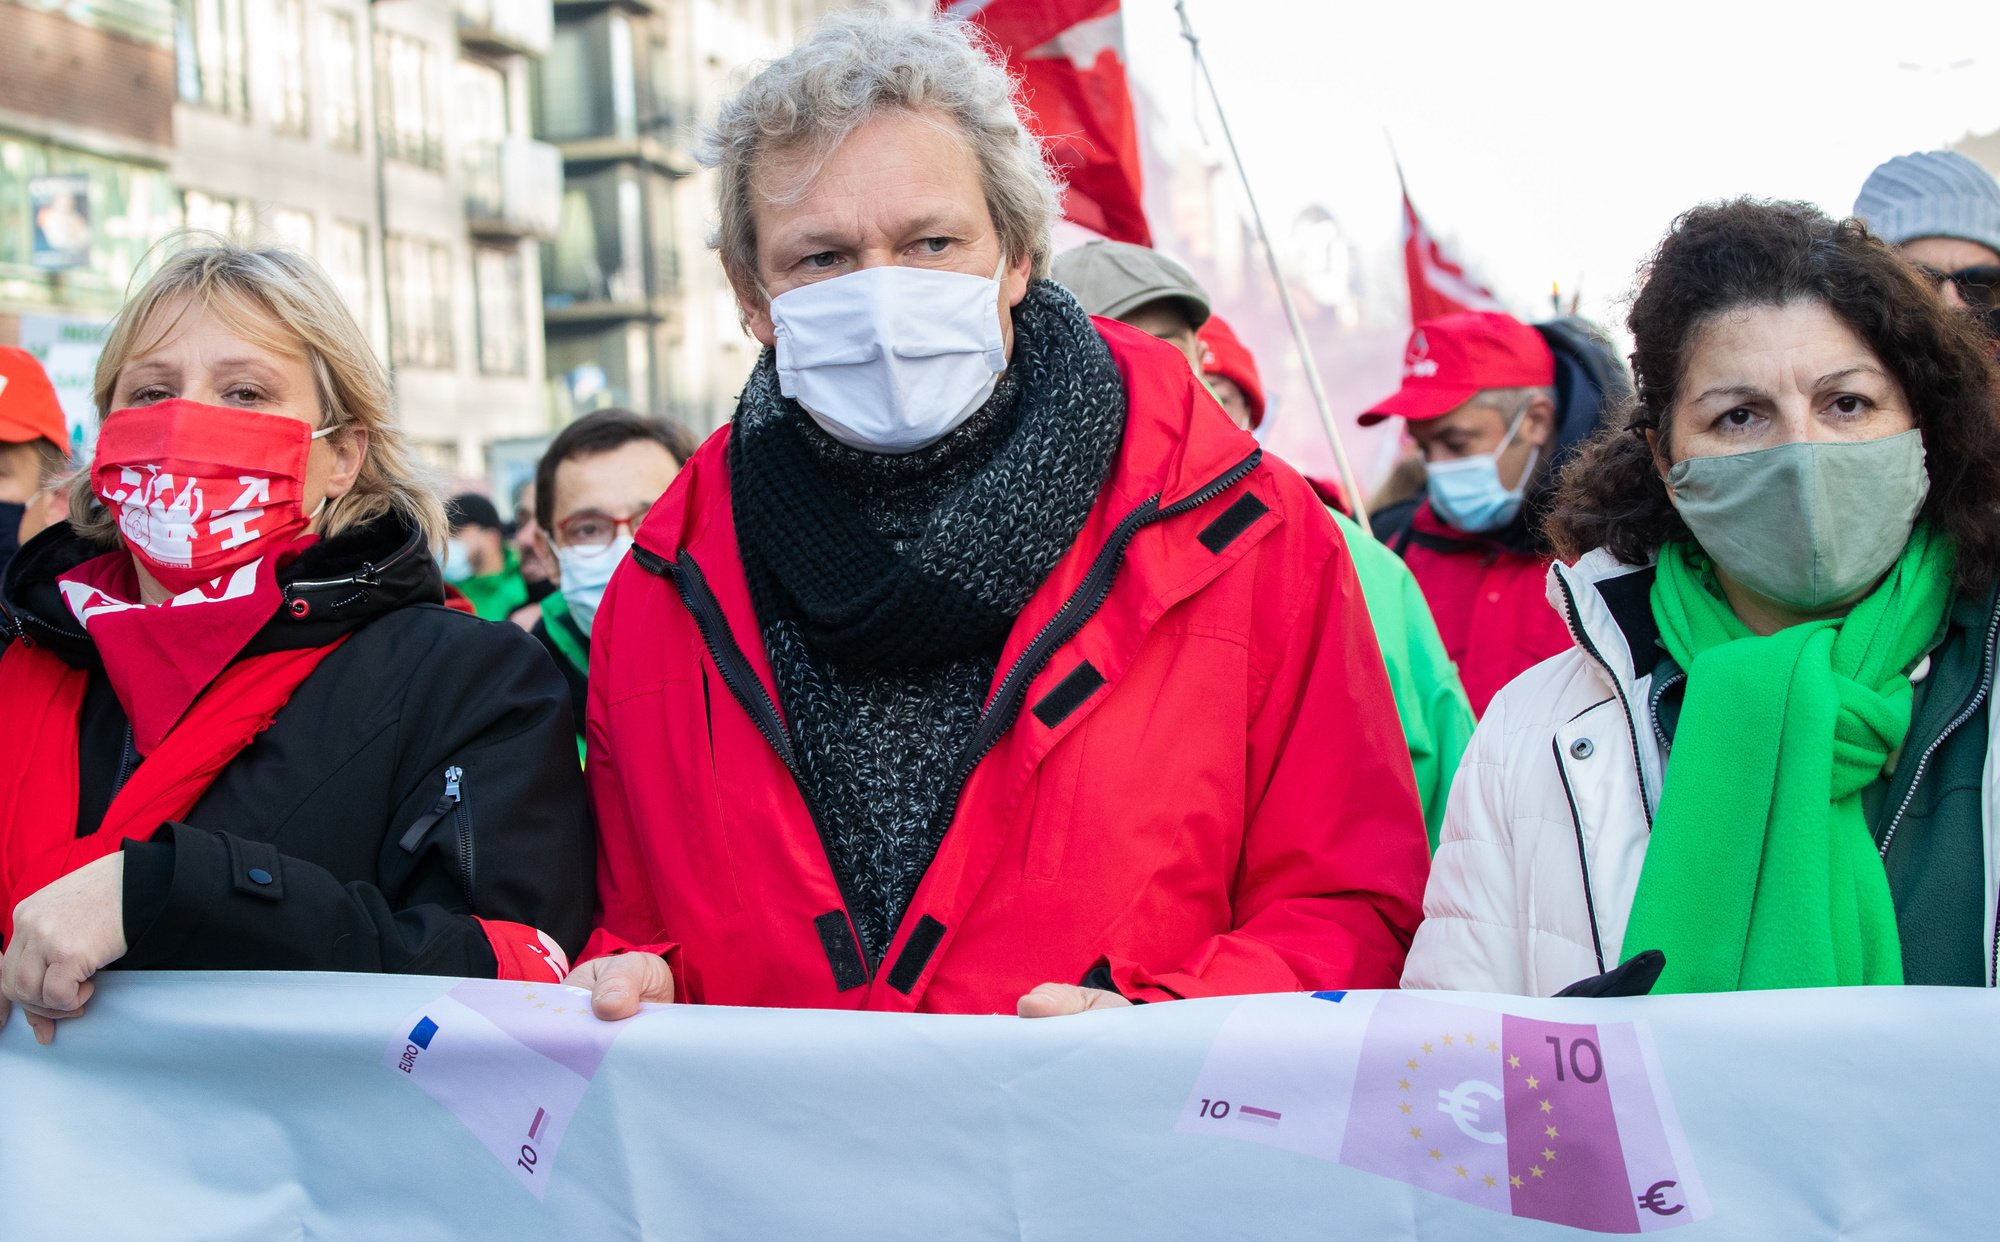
[530,409,694,748]
[444,492,529,621]
[1052,239,1476,844]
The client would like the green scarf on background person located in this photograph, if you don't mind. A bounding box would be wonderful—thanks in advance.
[1621,525,1956,993]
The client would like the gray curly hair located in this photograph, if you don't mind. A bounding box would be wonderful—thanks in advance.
[700,10,1064,295]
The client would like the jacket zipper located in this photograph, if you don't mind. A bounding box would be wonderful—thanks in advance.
[924,449,1262,840]
[637,448,1262,975]
[112,724,138,797]
[1554,569,1655,830]
[1648,670,1685,755]
[397,765,473,903]
[641,547,872,953]
[1877,600,2000,864]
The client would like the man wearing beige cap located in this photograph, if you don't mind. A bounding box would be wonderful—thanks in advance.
[1051,238,1210,369]
[0,346,72,581]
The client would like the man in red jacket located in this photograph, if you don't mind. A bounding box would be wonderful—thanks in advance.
[568,12,1427,1019]
[1363,311,1629,715]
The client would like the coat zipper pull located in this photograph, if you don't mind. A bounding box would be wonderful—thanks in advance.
[398,766,464,853]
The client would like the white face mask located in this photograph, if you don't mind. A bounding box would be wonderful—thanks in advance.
[555,535,631,636]
[767,259,1009,454]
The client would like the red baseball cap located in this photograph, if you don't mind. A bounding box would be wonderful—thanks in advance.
[1197,315,1265,428]
[0,346,68,446]
[1359,311,1554,426]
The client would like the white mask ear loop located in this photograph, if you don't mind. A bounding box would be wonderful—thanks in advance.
[308,423,337,524]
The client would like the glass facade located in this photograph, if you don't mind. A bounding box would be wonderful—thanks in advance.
[320,9,363,150]
[475,244,528,376]
[388,233,455,369]
[0,138,179,313]
[375,29,444,170]
[174,0,248,116]
[268,0,312,137]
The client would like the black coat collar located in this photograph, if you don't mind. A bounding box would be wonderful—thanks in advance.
[0,511,443,670]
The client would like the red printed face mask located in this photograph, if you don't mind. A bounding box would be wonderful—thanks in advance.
[91,399,334,594]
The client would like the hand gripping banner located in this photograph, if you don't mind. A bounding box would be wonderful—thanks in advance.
[1,973,1990,1239]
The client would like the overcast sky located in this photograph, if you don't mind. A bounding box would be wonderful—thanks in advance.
[1120,0,2000,333]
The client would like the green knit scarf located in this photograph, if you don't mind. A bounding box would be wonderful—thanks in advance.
[1620,526,1954,992]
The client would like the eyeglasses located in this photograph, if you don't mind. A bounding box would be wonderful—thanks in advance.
[1918,264,2000,309]
[552,512,644,552]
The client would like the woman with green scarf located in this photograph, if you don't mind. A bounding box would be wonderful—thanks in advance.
[1403,199,2000,997]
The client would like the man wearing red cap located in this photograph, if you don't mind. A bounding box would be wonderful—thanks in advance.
[0,346,73,583]
[1364,311,1629,715]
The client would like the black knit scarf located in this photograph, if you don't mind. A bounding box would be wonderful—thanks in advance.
[729,279,1126,960]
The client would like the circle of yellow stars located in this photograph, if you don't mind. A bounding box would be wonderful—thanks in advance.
[1399,1030,1510,1193]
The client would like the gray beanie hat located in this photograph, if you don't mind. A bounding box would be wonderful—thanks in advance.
[1853,150,2000,256]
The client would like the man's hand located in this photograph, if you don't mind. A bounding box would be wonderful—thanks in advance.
[1,853,128,1045]
[565,952,675,1020]
[1016,982,1133,1018]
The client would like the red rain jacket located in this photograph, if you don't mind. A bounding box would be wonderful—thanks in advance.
[1396,501,1573,717]
[581,323,1428,1013]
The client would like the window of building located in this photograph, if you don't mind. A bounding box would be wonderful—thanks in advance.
[182,189,254,241]
[320,9,362,150]
[456,59,510,219]
[324,220,371,334]
[0,140,179,310]
[374,30,444,170]
[388,234,454,369]
[267,0,311,137]
[474,245,527,376]
[175,0,249,116]
[269,207,315,254]
[543,167,656,306]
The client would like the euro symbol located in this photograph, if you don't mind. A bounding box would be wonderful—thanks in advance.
[1436,1080,1505,1144]
[1638,1180,1684,1215]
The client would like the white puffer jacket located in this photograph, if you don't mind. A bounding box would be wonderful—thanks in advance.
[1402,549,2000,995]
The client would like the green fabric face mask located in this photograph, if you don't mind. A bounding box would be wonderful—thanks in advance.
[1666,430,1930,612]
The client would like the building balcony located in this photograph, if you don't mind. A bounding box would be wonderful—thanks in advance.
[457,0,553,59]
[463,137,564,241]
[554,133,694,179]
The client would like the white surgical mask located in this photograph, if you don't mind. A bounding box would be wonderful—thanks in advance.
[555,535,631,636]
[1426,403,1541,534]
[767,259,1008,454]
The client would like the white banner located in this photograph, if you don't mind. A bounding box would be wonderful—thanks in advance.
[1,973,1991,1239]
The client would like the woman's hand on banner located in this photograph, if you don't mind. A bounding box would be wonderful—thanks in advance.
[567,951,675,1020]
[1,852,128,1044]
[1017,982,1133,1018]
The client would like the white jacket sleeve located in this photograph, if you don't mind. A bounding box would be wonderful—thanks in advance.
[1400,682,1531,993]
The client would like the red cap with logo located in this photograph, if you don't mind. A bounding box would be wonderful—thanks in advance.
[1197,314,1265,428]
[0,346,68,446]
[1359,311,1554,426]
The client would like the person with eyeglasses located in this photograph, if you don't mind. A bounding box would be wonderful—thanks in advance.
[1855,149,2000,344]
[529,409,694,743]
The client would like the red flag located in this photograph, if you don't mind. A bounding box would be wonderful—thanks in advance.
[1401,183,1504,324]
[946,1,1151,246]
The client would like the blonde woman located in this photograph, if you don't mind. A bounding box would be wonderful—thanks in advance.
[0,240,591,1042]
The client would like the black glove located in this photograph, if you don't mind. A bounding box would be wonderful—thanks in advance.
[1554,949,1666,998]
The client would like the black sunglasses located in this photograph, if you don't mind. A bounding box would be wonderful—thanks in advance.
[1918,263,2000,308]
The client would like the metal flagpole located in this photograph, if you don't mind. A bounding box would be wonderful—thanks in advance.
[1174,0,1371,529]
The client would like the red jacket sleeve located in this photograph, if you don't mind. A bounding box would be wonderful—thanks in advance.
[1103,508,1430,1001]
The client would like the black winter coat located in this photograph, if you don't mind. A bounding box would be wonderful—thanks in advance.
[0,512,594,975]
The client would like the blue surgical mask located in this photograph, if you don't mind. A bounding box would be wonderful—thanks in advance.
[1426,404,1540,534]
[442,536,475,584]
[554,535,631,636]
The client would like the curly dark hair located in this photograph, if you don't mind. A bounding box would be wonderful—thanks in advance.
[1546,198,2000,592]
